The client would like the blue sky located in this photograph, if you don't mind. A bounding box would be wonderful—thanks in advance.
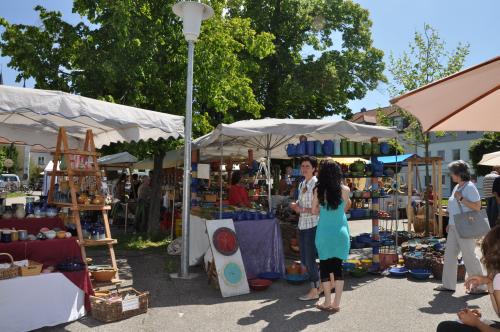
[0,0,499,115]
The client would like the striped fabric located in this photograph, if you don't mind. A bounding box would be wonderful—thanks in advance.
[482,173,499,198]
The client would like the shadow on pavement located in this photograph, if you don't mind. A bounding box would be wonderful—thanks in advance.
[419,291,479,315]
[237,298,331,332]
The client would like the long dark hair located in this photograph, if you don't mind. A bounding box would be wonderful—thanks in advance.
[316,160,342,210]
[481,226,500,275]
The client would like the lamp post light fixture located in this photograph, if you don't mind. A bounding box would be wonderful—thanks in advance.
[171,1,214,279]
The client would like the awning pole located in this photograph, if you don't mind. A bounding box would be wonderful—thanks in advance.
[220,136,223,219]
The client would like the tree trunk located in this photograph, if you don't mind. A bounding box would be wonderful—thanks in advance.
[424,134,430,236]
[147,150,165,236]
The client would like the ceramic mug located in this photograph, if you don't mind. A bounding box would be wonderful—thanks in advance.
[18,230,28,241]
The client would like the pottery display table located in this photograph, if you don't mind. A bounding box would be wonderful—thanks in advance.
[0,217,65,235]
[0,237,94,311]
[189,214,286,278]
[0,272,86,332]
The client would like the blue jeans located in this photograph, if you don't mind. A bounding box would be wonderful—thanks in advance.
[299,226,319,288]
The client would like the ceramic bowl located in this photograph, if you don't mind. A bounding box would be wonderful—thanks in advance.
[56,231,66,239]
[389,266,409,277]
[285,273,308,285]
[409,268,432,280]
[65,232,72,238]
[44,230,57,239]
[248,278,272,291]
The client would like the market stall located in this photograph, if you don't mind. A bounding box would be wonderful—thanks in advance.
[0,85,184,329]
[189,118,398,279]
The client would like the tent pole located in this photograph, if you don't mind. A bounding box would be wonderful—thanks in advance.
[220,136,223,219]
[179,40,195,279]
[266,147,272,212]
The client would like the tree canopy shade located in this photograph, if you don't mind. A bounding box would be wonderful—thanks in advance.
[225,0,385,119]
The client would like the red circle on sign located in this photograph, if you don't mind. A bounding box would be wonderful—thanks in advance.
[213,227,238,256]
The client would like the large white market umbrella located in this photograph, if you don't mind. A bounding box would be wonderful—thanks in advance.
[390,56,500,132]
[478,151,500,167]
[0,85,184,148]
[194,118,397,210]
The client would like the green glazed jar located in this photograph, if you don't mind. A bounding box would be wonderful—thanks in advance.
[371,143,380,156]
[363,143,371,155]
[340,139,348,155]
[348,141,356,156]
[355,142,363,156]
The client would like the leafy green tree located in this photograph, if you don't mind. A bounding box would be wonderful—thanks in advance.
[226,0,385,119]
[0,0,275,234]
[386,24,469,234]
[469,132,500,176]
[0,144,20,173]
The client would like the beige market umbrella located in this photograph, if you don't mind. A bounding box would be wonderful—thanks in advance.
[390,56,500,132]
[478,151,500,166]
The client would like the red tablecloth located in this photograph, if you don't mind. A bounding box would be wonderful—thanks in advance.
[0,217,65,235]
[0,237,94,310]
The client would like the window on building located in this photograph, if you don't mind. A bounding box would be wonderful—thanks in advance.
[452,149,461,161]
[392,117,405,131]
[442,175,446,185]
[37,156,45,166]
[437,150,445,160]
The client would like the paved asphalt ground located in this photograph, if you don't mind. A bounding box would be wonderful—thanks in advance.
[35,218,496,332]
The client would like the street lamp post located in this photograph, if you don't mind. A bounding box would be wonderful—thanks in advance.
[171,1,214,279]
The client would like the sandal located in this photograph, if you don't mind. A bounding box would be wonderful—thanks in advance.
[315,303,337,312]
[298,294,319,301]
[434,286,455,292]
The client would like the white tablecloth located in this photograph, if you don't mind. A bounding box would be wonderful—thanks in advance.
[189,214,210,266]
[0,273,86,332]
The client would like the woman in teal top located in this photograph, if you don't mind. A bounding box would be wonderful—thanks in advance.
[312,160,351,312]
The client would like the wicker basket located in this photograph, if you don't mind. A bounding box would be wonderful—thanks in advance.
[431,259,466,281]
[90,288,149,323]
[0,253,19,280]
[403,253,433,270]
[19,260,43,277]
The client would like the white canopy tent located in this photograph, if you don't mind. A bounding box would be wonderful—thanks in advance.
[479,151,500,167]
[0,85,184,148]
[391,56,500,132]
[134,145,289,170]
[98,152,138,168]
[194,118,397,211]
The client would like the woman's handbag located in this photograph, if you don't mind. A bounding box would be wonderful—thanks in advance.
[454,189,490,238]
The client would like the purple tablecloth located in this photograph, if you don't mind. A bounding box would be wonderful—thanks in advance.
[234,218,285,279]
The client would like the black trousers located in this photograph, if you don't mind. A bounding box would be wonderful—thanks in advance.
[437,320,500,332]
[319,257,343,282]
[486,197,499,227]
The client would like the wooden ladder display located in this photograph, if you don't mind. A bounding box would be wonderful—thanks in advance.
[48,128,119,282]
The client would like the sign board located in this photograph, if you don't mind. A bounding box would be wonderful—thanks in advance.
[206,219,249,298]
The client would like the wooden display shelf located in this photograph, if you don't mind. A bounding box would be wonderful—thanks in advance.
[52,202,111,211]
[47,169,100,176]
[82,238,118,247]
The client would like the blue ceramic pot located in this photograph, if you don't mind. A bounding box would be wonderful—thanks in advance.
[323,140,334,156]
[306,141,315,156]
[314,141,323,156]
[296,142,306,156]
[286,144,296,157]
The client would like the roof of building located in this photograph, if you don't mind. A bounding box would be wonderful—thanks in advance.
[350,105,399,125]
[0,137,52,153]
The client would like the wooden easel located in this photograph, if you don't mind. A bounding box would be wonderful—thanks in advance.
[48,128,119,282]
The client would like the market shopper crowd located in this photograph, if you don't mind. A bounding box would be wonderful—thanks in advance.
[284,157,500,329]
